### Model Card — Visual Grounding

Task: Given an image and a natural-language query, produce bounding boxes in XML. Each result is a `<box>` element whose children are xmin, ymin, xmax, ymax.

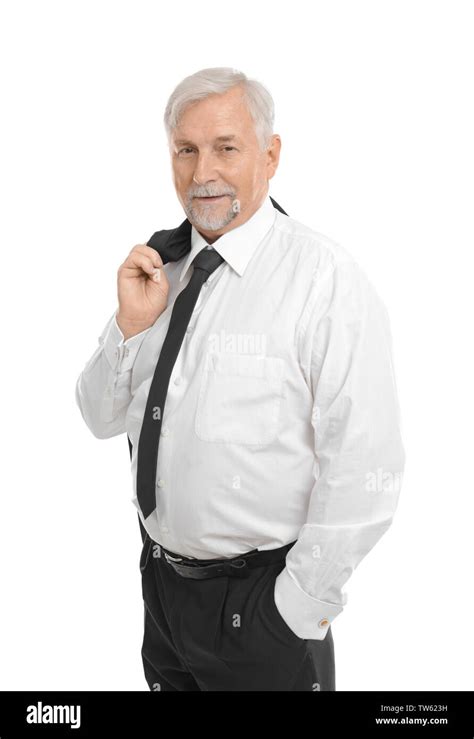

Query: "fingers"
<box><xmin>119</xmin><ymin>244</ymin><xmax>164</xmax><ymax>278</ymax></box>
<box><xmin>130</xmin><ymin>244</ymin><xmax>164</xmax><ymax>267</ymax></box>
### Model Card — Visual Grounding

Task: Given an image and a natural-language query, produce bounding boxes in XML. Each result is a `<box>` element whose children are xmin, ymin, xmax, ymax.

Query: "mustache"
<box><xmin>189</xmin><ymin>188</ymin><xmax>234</xmax><ymax>198</ymax></box>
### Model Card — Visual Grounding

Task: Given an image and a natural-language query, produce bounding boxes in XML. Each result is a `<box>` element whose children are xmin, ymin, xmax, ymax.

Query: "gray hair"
<box><xmin>163</xmin><ymin>67</ymin><xmax>275</xmax><ymax>151</ymax></box>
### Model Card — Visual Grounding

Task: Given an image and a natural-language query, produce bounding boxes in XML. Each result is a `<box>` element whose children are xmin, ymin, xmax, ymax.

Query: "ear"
<box><xmin>266</xmin><ymin>134</ymin><xmax>282</xmax><ymax>180</ymax></box>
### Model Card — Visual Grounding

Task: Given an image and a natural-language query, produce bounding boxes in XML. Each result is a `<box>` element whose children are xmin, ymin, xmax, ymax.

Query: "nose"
<box><xmin>192</xmin><ymin>152</ymin><xmax>219</xmax><ymax>187</ymax></box>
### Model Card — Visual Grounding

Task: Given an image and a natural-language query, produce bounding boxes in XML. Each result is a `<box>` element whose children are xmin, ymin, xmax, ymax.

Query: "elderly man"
<box><xmin>75</xmin><ymin>66</ymin><xmax>405</xmax><ymax>692</ymax></box>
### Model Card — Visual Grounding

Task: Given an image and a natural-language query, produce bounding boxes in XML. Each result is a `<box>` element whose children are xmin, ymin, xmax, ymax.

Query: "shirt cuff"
<box><xmin>273</xmin><ymin>566</ymin><xmax>344</xmax><ymax>640</ymax></box>
<box><xmin>102</xmin><ymin>313</ymin><xmax>152</xmax><ymax>373</ymax></box>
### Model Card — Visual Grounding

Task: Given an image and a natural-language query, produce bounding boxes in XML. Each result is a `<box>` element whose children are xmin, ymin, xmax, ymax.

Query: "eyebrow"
<box><xmin>174</xmin><ymin>135</ymin><xmax>239</xmax><ymax>146</ymax></box>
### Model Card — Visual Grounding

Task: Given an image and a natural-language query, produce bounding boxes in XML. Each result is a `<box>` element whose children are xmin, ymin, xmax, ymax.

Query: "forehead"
<box><xmin>171</xmin><ymin>88</ymin><xmax>255</xmax><ymax>144</ymax></box>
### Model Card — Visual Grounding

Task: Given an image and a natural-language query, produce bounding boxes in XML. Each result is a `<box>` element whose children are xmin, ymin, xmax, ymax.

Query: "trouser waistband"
<box><xmin>158</xmin><ymin>540</ymin><xmax>297</xmax><ymax>579</ymax></box>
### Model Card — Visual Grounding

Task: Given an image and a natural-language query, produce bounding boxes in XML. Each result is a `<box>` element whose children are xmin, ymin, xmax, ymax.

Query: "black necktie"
<box><xmin>129</xmin><ymin>196</ymin><xmax>289</xmax><ymax>521</ymax></box>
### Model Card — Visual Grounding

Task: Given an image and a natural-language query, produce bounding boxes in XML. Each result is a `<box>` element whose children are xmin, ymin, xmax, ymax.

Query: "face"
<box><xmin>169</xmin><ymin>84</ymin><xmax>281</xmax><ymax>243</ymax></box>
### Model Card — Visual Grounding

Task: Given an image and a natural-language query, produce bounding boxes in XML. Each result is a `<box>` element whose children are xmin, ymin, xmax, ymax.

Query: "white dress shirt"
<box><xmin>75</xmin><ymin>193</ymin><xmax>405</xmax><ymax>640</ymax></box>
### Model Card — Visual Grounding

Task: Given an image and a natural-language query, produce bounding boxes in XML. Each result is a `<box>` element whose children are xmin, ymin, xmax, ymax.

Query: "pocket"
<box><xmin>266</xmin><ymin>579</ymin><xmax>306</xmax><ymax>646</ymax></box>
<box><xmin>306</xmin><ymin>649</ymin><xmax>320</xmax><ymax>691</ymax></box>
<box><xmin>305</xmin><ymin>629</ymin><xmax>336</xmax><ymax>691</ymax></box>
<box><xmin>256</xmin><ymin>565</ymin><xmax>306</xmax><ymax>647</ymax></box>
<box><xmin>139</xmin><ymin>534</ymin><xmax>152</xmax><ymax>573</ymax></box>
<box><xmin>194</xmin><ymin>351</ymin><xmax>285</xmax><ymax>445</ymax></box>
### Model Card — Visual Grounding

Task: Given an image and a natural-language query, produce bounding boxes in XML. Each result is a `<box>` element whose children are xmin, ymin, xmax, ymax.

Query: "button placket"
<box><xmin>113</xmin><ymin>344</ymin><xmax>126</xmax><ymax>372</ymax></box>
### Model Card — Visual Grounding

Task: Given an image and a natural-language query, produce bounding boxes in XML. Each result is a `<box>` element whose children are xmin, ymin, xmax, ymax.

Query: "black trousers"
<box><xmin>138</xmin><ymin>518</ymin><xmax>336</xmax><ymax>691</ymax></box>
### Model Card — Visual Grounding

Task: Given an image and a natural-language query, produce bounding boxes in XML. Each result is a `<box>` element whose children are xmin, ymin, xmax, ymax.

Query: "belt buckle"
<box><xmin>164</xmin><ymin>552</ymin><xmax>250</xmax><ymax>578</ymax></box>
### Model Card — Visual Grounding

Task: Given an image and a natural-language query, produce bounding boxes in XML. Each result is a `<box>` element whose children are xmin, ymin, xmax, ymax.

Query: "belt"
<box><xmin>159</xmin><ymin>540</ymin><xmax>297</xmax><ymax>579</ymax></box>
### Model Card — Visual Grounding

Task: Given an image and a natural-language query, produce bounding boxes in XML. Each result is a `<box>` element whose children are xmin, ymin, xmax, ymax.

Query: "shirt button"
<box><xmin>318</xmin><ymin>618</ymin><xmax>330</xmax><ymax>628</ymax></box>
<box><xmin>156</xmin><ymin>479</ymin><xmax>165</xmax><ymax>488</ymax></box>
<box><xmin>161</xmin><ymin>426</ymin><xmax>170</xmax><ymax>437</ymax></box>
<box><xmin>174</xmin><ymin>376</ymin><xmax>182</xmax><ymax>385</ymax></box>
<box><xmin>124</xmin><ymin>347</ymin><xmax>130</xmax><ymax>357</ymax></box>
<box><xmin>186</xmin><ymin>325</ymin><xmax>194</xmax><ymax>333</ymax></box>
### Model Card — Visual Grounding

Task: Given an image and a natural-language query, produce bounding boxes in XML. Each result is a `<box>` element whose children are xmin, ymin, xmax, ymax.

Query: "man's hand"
<box><xmin>116</xmin><ymin>244</ymin><xmax>170</xmax><ymax>340</ymax></box>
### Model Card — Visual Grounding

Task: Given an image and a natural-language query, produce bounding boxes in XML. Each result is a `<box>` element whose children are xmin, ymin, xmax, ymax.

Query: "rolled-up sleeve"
<box><xmin>274</xmin><ymin>255</ymin><xmax>405</xmax><ymax>640</ymax></box>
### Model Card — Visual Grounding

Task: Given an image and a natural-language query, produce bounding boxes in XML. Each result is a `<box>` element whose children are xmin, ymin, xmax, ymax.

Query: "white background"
<box><xmin>0</xmin><ymin>0</ymin><xmax>473</xmax><ymax>691</ymax></box>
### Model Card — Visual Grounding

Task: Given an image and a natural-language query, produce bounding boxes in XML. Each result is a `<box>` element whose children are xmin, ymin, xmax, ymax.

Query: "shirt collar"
<box><xmin>178</xmin><ymin>194</ymin><xmax>277</xmax><ymax>282</ymax></box>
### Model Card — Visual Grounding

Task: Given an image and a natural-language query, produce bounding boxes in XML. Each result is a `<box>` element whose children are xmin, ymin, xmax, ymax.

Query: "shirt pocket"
<box><xmin>194</xmin><ymin>351</ymin><xmax>285</xmax><ymax>445</ymax></box>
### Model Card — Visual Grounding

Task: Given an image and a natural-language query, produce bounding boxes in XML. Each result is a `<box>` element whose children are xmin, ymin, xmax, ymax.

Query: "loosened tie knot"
<box><xmin>191</xmin><ymin>248</ymin><xmax>225</xmax><ymax>279</ymax></box>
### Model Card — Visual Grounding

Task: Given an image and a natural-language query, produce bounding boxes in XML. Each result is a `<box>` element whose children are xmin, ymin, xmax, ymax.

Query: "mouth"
<box><xmin>194</xmin><ymin>195</ymin><xmax>228</xmax><ymax>202</ymax></box>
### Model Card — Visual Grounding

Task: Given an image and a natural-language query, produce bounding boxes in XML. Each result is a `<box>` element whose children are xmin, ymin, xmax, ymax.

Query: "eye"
<box><xmin>177</xmin><ymin>147</ymin><xmax>195</xmax><ymax>155</ymax></box>
<box><xmin>221</xmin><ymin>146</ymin><xmax>237</xmax><ymax>152</ymax></box>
